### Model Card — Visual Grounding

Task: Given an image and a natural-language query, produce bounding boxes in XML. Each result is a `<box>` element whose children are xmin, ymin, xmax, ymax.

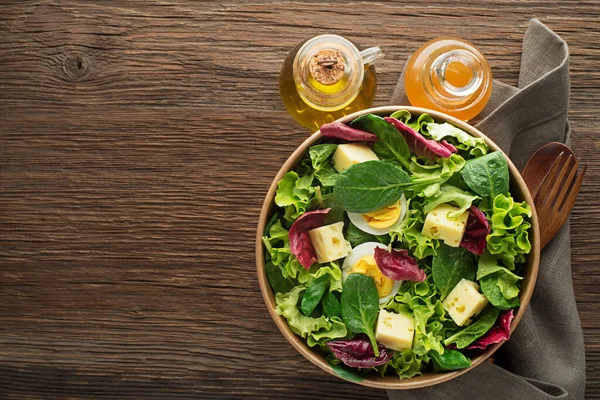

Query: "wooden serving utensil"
<box><xmin>522</xmin><ymin>142</ymin><xmax>586</xmax><ymax>249</ymax></box>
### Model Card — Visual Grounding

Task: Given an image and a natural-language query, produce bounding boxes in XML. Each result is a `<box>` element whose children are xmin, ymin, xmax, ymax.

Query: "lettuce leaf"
<box><xmin>460</xmin><ymin>205</ymin><xmax>490</xmax><ymax>256</ymax></box>
<box><xmin>276</xmin><ymin>286</ymin><xmax>347</xmax><ymax>346</ymax></box>
<box><xmin>478</xmin><ymin>251</ymin><xmax>522</xmax><ymax>310</ymax></box>
<box><xmin>409</xmin><ymin>154</ymin><xmax>466</xmax><ymax>198</ymax></box>
<box><xmin>327</xmin><ymin>335</ymin><xmax>393</xmax><ymax>368</ymax></box>
<box><xmin>298</xmin><ymin>261</ymin><xmax>343</xmax><ymax>293</ymax></box>
<box><xmin>426</xmin><ymin>122</ymin><xmax>488</xmax><ymax>157</ymax></box>
<box><xmin>486</xmin><ymin>194</ymin><xmax>532</xmax><ymax>260</ymax></box>
<box><xmin>390</xmin><ymin>196</ymin><xmax>439</xmax><ymax>259</ymax></box>
<box><xmin>320</xmin><ymin>121</ymin><xmax>378</xmax><ymax>143</ymax></box>
<box><xmin>374</xmin><ymin>247</ymin><xmax>426</xmax><ymax>282</ymax></box>
<box><xmin>422</xmin><ymin>184</ymin><xmax>478</xmax><ymax>219</ymax></box>
<box><xmin>275</xmin><ymin>171</ymin><xmax>315</xmax><ymax>222</ymax></box>
<box><xmin>385</xmin><ymin>275</ymin><xmax>458</xmax><ymax>377</ymax></box>
<box><xmin>384</xmin><ymin>117</ymin><xmax>456</xmax><ymax>160</ymax></box>
<box><xmin>262</xmin><ymin>218</ymin><xmax>303</xmax><ymax>280</ymax></box>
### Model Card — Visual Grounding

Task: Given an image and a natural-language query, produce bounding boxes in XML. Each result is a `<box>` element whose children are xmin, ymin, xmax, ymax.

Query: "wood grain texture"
<box><xmin>0</xmin><ymin>0</ymin><xmax>598</xmax><ymax>398</ymax></box>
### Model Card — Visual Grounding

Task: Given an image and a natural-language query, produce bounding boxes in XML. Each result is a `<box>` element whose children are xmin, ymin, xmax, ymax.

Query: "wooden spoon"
<box><xmin>522</xmin><ymin>142</ymin><xmax>574</xmax><ymax>198</ymax></box>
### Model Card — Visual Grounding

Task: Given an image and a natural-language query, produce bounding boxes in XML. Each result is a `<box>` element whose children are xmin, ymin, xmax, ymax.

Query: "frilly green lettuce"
<box><xmin>409</xmin><ymin>154</ymin><xmax>466</xmax><ymax>198</ymax></box>
<box><xmin>390</xmin><ymin>197</ymin><xmax>439</xmax><ymax>259</ymax></box>
<box><xmin>276</xmin><ymin>286</ymin><xmax>347</xmax><ymax>347</ymax></box>
<box><xmin>384</xmin><ymin>276</ymin><xmax>457</xmax><ymax>378</ymax></box>
<box><xmin>423</xmin><ymin>184</ymin><xmax>478</xmax><ymax>220</ymax></box>
<box><xmin>298</xmin><ymin>261</ymin><xmax>343</xmax><ymax>292</ymax></box>
<box><xmin>426</xmin><ymin>122</ymin><xmax>488</xmax><ymax>157</ymax></box>
<box><xmin>262</xmin><ymin>218</ymin><xmax>303</xmax><ymax>279</ymax></box>
<box><xmin>486</xmin><ymin>193</ymin><xmax>532</xmax><ymax>261</ymax></box>
<box><xmin>275</xmin><ymin>171</ymin><xmax>315</xmax><ymax>222</ymax></box>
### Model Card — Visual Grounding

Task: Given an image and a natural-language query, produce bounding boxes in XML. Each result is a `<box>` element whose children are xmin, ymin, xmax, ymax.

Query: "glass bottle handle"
<box><xmin>360</xmin><ymin>46</ymin><xmax>385</xmax><ymax>68</ymax></box>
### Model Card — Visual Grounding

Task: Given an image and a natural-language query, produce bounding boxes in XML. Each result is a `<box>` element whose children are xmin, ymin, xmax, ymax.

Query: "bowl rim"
<box><xmin>255</xmin><ymin>105</ymin><xmax>540</xmax><ymax>389</ymax></box>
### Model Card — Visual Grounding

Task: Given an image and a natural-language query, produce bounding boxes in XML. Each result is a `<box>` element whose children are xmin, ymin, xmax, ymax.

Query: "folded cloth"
<box><xmin>388</xmin><ymin>19</ymin><xmax>586</xmax><ymax>400</ymax></box>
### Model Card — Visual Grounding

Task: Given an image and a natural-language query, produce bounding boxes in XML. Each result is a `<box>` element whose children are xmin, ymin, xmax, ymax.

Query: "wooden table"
<box><xmin>1</xmin><ymin>1</ymin><xmax>598</xmax><ymax>398</ymax></box>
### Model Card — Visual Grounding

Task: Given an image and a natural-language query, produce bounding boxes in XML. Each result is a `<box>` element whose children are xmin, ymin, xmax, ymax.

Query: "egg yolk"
<box><xmin>362</xmin><ymin>201</ymin><xmax>401</xmax><ymax>229</ymax></box>
<box><xmin>351</xmin><ymin>256</ymin><xmax>394</xmax><ymax>298</ymax></box>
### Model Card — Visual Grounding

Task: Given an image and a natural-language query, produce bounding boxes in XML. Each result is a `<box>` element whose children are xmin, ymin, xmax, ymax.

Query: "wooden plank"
<box><xmin>0</xmin><ymin>0</ymin><xmax>598</xmax><ymax>398</ymax></box>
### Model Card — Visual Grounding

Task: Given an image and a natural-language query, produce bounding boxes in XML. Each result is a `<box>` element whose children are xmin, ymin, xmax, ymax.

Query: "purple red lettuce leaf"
<box><xmin>327</xmin><ymin>335</ymin><xmax>393</xmax><ymax>368</ymax></box>
<box><xmin>288</xmin><ymin>208</ymin><xmax>330</xmax><ymax>269</ymax></box>
<box><xmin>383</xmin><ymin>117</ymin><xmax>457</xmax><ymax>159</ymax></box>
<box><xmin>460</xmin><ymin>205</ymin><xmax>491</xmax><ymax>256</ymax></box>
<box><xmin>374</xmin><ymin>247</ymin><xmax>426</xmax><ymax>282</ymax></box>
<box><xmin>441</xmin><ymin>139</ymin><xmax>458</xmax><ymax>153</ymax></box>
<box><xmin>320</xmin><ymin>121</ymin><xmax>378</xmax><ymax>144</ymax></box>
<box><xmin>468</xmin><ymin>309</ymin><xmax>515</xmax><ymax>350</ymax></box>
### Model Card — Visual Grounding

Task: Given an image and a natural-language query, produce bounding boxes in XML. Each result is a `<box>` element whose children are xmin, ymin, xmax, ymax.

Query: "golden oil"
<box><xmin>279</xmin><ymin>35</ymin><xmax>382</xmax><ymax>131</ymax></box>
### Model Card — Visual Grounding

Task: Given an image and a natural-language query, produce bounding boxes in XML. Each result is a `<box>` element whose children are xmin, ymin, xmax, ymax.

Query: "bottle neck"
<box><xmin>421</xmin><ymin>47</ymin><xmax>490</xmax><ymax>112</ymax></box>
<box><xmin>293</xmin><ymin>35</ymin><xmax>363</xmax><ymax>112</ymax></box>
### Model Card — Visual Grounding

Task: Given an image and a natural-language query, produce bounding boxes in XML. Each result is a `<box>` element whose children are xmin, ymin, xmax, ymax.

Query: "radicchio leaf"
<box><xmin>374</xmin><ymin>247</ymin><xmax>426</xmax><ymax>282</ymax></box>
<box><xmin>327</xmin><ymin>335</ymin><xmax>393</xmax><ymax>368</ymax></box>
<box><xmin>289</xmin><ymin>208</ymin><xmax>330</xmax><ymax>269</ymax></box>
<box><xmin>383</xmin><ymin>117</ymin><xmax>456</xmax><ymax>159</ymax></box>
<box><xmin>468</xmin><ymin>309</ymin><xmax>514</xmax><ymax>350</ymax></box>
<box><xmin>320</xmin><ymin>121</ymin><xmax>378</xmax><ymax>144</ymax></box>
<box><xmin>460</xmin><ymin>205</ymin><xmax>491</xmax><ymax>256</ymax></box>
<box><xmin>441</xmin><ymin>139</ymin><xmax>458</xmax><ymax>153</ymax></box>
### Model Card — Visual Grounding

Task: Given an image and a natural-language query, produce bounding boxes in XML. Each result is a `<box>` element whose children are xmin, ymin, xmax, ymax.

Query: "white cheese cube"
<box><xmin>421</xmin><ymin>204</ymin><xmax>469</xmax><ymax>247</ymax></box>
<box><xmin>308</xmin><ymin>221</ymin><xmax>351</xmax><ymax>263</ymax></box>
<box><xmin>442</xmin><ymin>279</ymin><xmax>488</xmax><ymax>326</ymax></box>
<box><xmin>375</xmin><ymin>309</ymin><xmax>415</xmax><ymax>351</ymax></box>
<box><xmin>332</xmin><ymin>143</ymin><xmax>379</xmax><ymax>173</ymax></box>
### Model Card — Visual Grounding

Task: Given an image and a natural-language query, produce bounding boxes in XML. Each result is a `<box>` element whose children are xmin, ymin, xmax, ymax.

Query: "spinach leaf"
<box><xmin>322</xmin><ymin>291</ymin><xmax>343</xmax><ymax>319</ymax></box>
<box><xmin>350</xmin><ymin>114</ymin><xmax>411</xmax><ymax>169</ymax></box>
<box><xmin>309</xmin><ymin>144</ymin><xmax>337</xmax><ymax>168</ymax></box>
<box><xmin>478</xmin><ymin>250</ymin><xmax>522</xmax><ymax>309</ymax></box>
<box><xmin>308</xmin><ymin>192</ymin><xmax>344</xmax><ymax>224</ymax></box>
<box><xmin>345</xmin><ymin>221</ymin><xmax>390</xmax><ymax>247</ymax></box>
<box><xmin>341</xmin><ymin>273</ymin><xmax>381</xmax><ymax>356</ymax></box>
<box><xmin>460</xmin><ymin>152</ymin><xmax>509</xmax><ymax>200</ymax></box>
<box><xmin>265</xmin><ymin>261</ymin><xmax>296</xmax><ymax>294</ymax></box>
<box><xmin>430</xmin><ymin>349</ymin><xmax>472</xmax><ymax>372</ymax></box>
<box><xmin>480</xmin><ymin>276</ymin><xmax>520</xmax><ymax>310</ymax></box>
<box><xmin>444</xmin><ymin>305</ymin><xmax>501</xmax><ymax>348</ymax></box>
<box><xmin>327</xmin><ymin>359</ymin><xmax>365</xmax><ymax>382</ymax></box>
<box><xmin>301</xmin><ymin>274</ymin><xmax>330</xmax><ymax>316</ymax></box>
<box><xmin>334</xmin><ymin>160</ymin><xmax>412</xmax><ymax>213</ymax></box>
<box><xmin>432</xmin><ymin>245</ymin><xmax>477</xmax><ymax>299</ymax></box>
<box><xmin>309</xmin><ymin>144</ymin><xmax>339</xmax><ymax>187</ymax></box>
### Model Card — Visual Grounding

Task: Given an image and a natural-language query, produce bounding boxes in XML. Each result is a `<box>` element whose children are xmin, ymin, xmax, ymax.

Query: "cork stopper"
<box><xmin>309</xmin><ymin>49</ymin><xmax>345</xmax><ymax>85</ymax></box>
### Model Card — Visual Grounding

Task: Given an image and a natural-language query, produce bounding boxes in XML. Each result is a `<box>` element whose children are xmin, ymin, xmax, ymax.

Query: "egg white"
<box><xmin>342</xmin><ymin>241</ymin><xmax>402</xmax><ymax>305</ymax></box>
<box><xmin>348</xmin><ymin>194</ymin><xmax>407</xmax><ymax>236</ymax></box>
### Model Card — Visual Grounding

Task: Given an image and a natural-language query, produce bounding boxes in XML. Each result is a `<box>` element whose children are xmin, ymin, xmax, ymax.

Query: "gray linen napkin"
<box><xmin>388</xmin><ymin>19</ymin><xmax>586</xmax><ymax>400</ymax></box>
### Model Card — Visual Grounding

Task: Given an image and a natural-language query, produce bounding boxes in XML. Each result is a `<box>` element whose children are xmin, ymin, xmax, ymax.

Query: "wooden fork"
<box><xmin>534</xmin><ymin>151</ymin><xmax>586</xmax><ymax>249</ymax></box>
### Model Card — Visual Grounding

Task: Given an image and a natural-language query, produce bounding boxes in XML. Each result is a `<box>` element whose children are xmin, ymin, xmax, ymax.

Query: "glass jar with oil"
<box><xmin>279</xmin><ymin>35</ymin><xmax>384</xmax><ymax>131</ymax></box>
<box><xmin>404</xmin><ymin>37</ymin><xmax>493</xmax><ymax>121</ymax></box>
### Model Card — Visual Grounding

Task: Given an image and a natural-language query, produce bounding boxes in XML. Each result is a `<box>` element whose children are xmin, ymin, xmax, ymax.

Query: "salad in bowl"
<box><xmin>256</xmin><ymin>107</ymin><xmax>539</xmax><ymax>388</ymax></box>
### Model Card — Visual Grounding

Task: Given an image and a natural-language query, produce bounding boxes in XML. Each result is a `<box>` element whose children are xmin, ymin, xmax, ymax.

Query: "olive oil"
<box><xmin>279</xmin><ymin>35</ymin><xmax>382</xmax><ymax>131</ymax></box>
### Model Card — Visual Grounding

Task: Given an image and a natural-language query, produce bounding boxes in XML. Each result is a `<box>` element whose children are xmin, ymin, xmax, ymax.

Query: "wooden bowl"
<box><xmin>255</xmin><ymin>106</ymin><xmax>540</xmax><ymax>389</ymax></box>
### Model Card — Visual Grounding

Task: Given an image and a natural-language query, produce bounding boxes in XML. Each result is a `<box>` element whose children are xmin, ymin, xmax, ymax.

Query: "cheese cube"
<box><xmin>308</xmin><ymin>222</ymin><xmax>351</xmax><ymax>263</ymax></box>
<box><xmin>375</xmin><ymin>309</ymin><xmax>415</xmax><ymax>351</ymax></box>
<box><xmin>332</xmin><ymin>143</ymin><xmax>379</xmax><ymax>173</ymax></box>
<box><xmin>421</xmin><ymin>204</ymin><xmax>469</xmax><ymax>247</ymax></box>
<box><xmin>442</xmin><ymin>279</ymin><xmax>488</xmax><ymax>326</ymax></box>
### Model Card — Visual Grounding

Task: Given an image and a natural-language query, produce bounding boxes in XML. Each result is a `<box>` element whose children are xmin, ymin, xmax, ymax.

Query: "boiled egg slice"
<box><xmin>348</xmin><ymin>194</ymin><xmax>407</xmax><ymax>236</ymax></box>
<box><xmin>342</xmin><ymin>242</ymin><xmax>402</xmax><ymax>305</ymax></box>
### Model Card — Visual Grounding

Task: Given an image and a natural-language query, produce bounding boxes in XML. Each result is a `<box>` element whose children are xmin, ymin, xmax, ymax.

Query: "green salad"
<box><xmin>262</xmin><ymin>110</ymin><xmax>532</xmax><ymax>381</ymax></box>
